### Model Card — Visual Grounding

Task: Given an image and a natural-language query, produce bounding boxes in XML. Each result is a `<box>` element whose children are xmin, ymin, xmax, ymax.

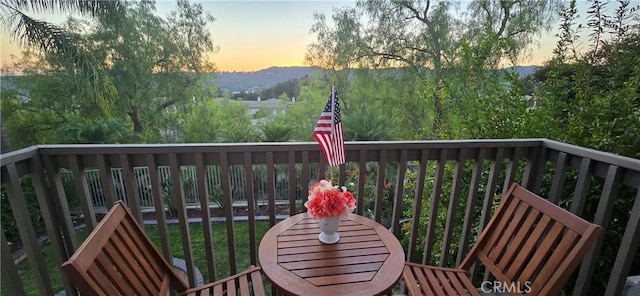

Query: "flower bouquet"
<box><xmin>304</xmin><ymin>179</ymin><xmax>356</xmax><ymax>244</ymax></box>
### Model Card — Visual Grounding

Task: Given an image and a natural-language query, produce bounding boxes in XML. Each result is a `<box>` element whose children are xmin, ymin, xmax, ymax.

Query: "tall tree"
<box><xmin>2</xmin><ymin>0</ymin><xmax>217</xmax><ymax>146</ymax></box>
<box><xmin>306</xmin><ymin>0</ymin><xmax>557</xmax><ymax>138</ymax></box>
<box><xmin>86</xmin><ymin>0</ymin><xmax>217</xmax><ymax>140</ymax></box>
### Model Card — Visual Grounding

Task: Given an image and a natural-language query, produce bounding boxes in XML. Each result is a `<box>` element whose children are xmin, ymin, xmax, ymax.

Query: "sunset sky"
<box><xmin>0</xmin><ymin>0</ymin><xmax>590</xmax><ymax>72</ymax></box>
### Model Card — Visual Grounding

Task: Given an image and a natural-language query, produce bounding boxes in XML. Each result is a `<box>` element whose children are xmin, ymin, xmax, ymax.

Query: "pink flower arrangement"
<box><xmin>304</xmin><ymin>179</ymin><xmax>357</xmax><ymax>219</ymax></box>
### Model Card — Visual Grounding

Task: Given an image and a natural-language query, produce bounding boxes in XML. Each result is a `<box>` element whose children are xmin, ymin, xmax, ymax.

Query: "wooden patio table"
<box><xmin>258</xmin><ymin>213</ymin><xmax>405</xmax><ymax>296</ymax></box>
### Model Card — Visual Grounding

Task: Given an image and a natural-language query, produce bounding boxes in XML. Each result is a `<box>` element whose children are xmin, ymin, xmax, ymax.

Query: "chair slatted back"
<box><xmin>460</xmin><ymin>184</ymin><xmax>602</xmax><ymax>296</ymax></box>
<box><xmin>62</xmin><ymin>201</ymin><xmax>189</xmax><ymax>295</ymax></box>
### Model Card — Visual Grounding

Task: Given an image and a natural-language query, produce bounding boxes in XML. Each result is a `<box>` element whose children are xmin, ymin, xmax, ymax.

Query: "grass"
<box><xmin>4</xmin><ymin>221</ymin><xmax>271</xmax><ymax>296</ymax></box>
<box><xmin>145</xmin><ymin>221</ymin><xmax>272</xmax><ymax>280</ymax></box>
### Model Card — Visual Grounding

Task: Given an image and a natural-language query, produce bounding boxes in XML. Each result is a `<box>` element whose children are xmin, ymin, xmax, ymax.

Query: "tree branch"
<box><xmin>481</xmin><ymin>2</ymin><xmax>493</xmax><ymax>26</ymax></box>
<box><xmin>158</xmin><ymin>99</ymin><xmax>178</xmax><ymax>111</ymax></box>
<box><xmin>363</xmin><ymin>46</ymin><xmax>423</xmax><ymax>75</ymax></box>
<box><xmin>397</xmin><ymin>0</ymin><xmax>431</xmax><ymax>27</ymax></box>
<box><xmin>496</xmin><ymin>0</ymin><xmax>511</xmax><ymax>37</ymax></box>
<box><xmin>506</xmin><ymin>28</ymin><xmax>526</xmax><ymax>38</ymax></box>
<box><xmin>423</xmin><ymin>0</ymin><xmax>430</xmax><ymax>20</ymax></box>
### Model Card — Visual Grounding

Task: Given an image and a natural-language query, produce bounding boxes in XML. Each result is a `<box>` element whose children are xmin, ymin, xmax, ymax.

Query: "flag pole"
<box><xmin>329</xmin><ymin>84</ymin><xmax>336</xmax><ymax>183</ymax></box>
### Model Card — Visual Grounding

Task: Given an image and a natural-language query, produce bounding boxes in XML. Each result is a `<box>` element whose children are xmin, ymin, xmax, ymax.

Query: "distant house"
<box><xmin>245</xmin><ymin>97</ymin><xmax>291</xmax><ymax>118</ymax></box>
<box><xmin>215</xmin><ymin>96</ymin><xmax>294</xmax><ymax>124</ymax></box>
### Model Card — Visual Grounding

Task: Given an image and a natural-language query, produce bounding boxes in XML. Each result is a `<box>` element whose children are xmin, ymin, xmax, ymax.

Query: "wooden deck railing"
<box><xmin>1</xmin><ymin>139</ymin><xmax>638</xmax><ymax>295</ymax></box>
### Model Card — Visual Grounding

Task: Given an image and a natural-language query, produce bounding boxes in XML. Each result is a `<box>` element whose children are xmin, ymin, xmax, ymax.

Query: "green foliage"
<box><xmin>259</xmin><ymin>78</ymin><xmax>301</xmax><ymax>101</ymax></box>
<box><xmin>167</xmin><ymin>0</ymin><xmax>217</xmax><ymax>72</ymax></box>
<box><xmin>253</xmin><ymin>105</ymin><xmax>273</xmax><ymax>120</ymax></box>
<box><xmin>340</xmin><ymin>69</ymin><xmax>423</xmax><ymax>140</ymax></box>
<box><xmin>207</xmin><ymin>184</ymin><xmax>225</xmax><ymax>210</ymax></box>
<box><xmin>56</xmin><ymin>117</ymin><xmax>136</xmax><ymax>144</ymax></box>
<box><xmin>139</xmin><ymin>169</ymin><xmax>197</xmax><ymax>217</ymax></box>
<box><xmin>278</xmin><ymin>77</ymin><xmax>332</xmax><ymax>141</ymax></box>
<box><xmin>85</xmin><ymin>0</ymin><xmax>217</xmax><ymax>139</ymax></box>
<box><xmin>533</xmin><ymin>2</ymin><xmax>640</xmax><ymax>159</ymax></box>
<box><xmin>180</xmin><ymin>98</ymin><xmax>258</xmax><ymax>143</ymax></box>
<box><xmin>1</xmin><ymin>0</ymin><xmax>218</xmax><ymax>146</ymax></box>
<box><xmin>336</xmin><ymin>163</ymin><xmax>397</xmax><ymax>223</ymax></box>
<box><xmin>0</xmin><ymin>0</ymin><xmax>123</xmax><ymax>114</ymax></box>
<box><xmin>259</xmin><ymin>119</ymin><xmax>294</xmax><ymax>142</ymax></box>
<box><xmin>180</xmin><ymin>99</ymin><xmax>221</xmax><ymax>143</ymax></box>
<box><xmin>306</xmin><ymin>0</ymin><xmax>558</xmax><ymax>138</ymax></box>
<box><xmin>526</xmin><ymin>1</ymin><xmax>640</xmax><ymax>292</ymax></box>
<box><xmin>1</xmin><ymin>52</ymin><xmax>125</xmax><ymax>148</ymax></box>
<box><xmin>0</xmin><ymin>176</ymin><xmax>42</xmax><ymax>244</ymax></box>
<box><xmin>1</xmin><ymin>89</ymin><xmax>55</xmax><ymax>149</ymax></box>
<box><xmin>342</xmin><ymin>106</ymin><xmax>392</xmax><ymax>141</ymax></box>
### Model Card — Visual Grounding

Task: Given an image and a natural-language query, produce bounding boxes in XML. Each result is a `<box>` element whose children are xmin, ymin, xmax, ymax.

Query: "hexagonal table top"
<box><xmin>259</xmin><ymin>213</ymin><xmax>405</xmax><ymax>296</ymax></box>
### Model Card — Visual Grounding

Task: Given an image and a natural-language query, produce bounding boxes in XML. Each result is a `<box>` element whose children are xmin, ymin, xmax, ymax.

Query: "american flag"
<box><xmin>312</xmin><ymin>87</ymin><xmax>345</xmax><ymax>166</ymax></box>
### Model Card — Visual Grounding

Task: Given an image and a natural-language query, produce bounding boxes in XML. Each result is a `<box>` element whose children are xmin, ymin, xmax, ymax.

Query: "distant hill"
<box><xmin>215</xmin><ymin>66</ymin><xmax>323</xmax><ymax>93</ymax></box>
<box><xmin>1</xmin><ymin>65</ymin><xmax>542</xmax><ymax>95</ymax></box>
<box><xmin>213</xmin><ymin>65</ymin><xmax>541</xmax><ymax>92</ymax></box>
<box><xmin>505</xmin><ymin>65</ymin><xmax>540</xmax><ymax>77</ymax></box>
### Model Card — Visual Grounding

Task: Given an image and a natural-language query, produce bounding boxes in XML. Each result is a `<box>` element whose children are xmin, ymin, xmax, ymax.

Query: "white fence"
<box><xmin>60</xmin><ymin>165</ymin><xmax>318</xmax><ymax>210</ymax></box>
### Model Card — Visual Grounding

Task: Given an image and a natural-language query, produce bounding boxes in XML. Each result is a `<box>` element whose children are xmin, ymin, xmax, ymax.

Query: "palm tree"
<box><xmin>0</xmin><ymin>0</ymin><xmax>125</xmax><ymax>152</ymax></box>
<box><xmin>261</xmin><ymin>121</ymin><xmax>294</xmax><ymax>142</ymax></box>
<box><xmin>56</xmin><ymin>117</ymin><xmax>136</xmax><ymax>144</ymax></box>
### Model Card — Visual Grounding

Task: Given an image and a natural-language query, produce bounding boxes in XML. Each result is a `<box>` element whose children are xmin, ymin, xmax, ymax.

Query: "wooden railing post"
<box><xmin>4</xmin><ymin>163</ymin><xmax>53</xmax><ymax>295</ymax></box>
<box><xmin>606</xmin><ymin>190</ymin><xmax>640</xmax><ymax>295</ymax></box>
<box><xmin>30</xmin><ymin>154</ymin><xmax>78</xmax><ymax>296</ymax></box>
<box><xmin>41</xmin><ymin>155</ymin><xmax>78</xmax><ymax>254</ymax></box>
<box><xmin>573</xmin><ymin>165</ymin><xmax>623</xmax><ymax>295</ymax></box>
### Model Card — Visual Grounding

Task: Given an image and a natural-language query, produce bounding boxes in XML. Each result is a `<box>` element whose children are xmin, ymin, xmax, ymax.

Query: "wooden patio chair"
<box><xmin>403</xmin><ymin>183</ymin><xmax>602</xmax><ymax>296</ymax></box>
<box><xmin>61</xmin><ymin>201</ymin><xmax>265</xmax><ymax>296</ymax></box>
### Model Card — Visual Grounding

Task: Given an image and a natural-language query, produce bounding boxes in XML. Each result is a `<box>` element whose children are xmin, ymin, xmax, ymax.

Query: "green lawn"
<box><xmin>145</xmin><ymin>221</ymin><xmax>272</xmax><ymax>281</ymax></box>
<box><xmin>4</xmin><ymin>221</ymin><xmax>271</xmax><ymax>296</ymax></box>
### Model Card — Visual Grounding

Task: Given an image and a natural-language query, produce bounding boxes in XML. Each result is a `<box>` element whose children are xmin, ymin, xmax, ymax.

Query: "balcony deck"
<box><xmin>1</xmin><ymin>139</ymin><xmax>639</xmax><ymax>295</ymax></box>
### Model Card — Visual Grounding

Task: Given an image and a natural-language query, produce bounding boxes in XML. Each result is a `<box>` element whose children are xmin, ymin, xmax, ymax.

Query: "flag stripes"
<box><xmin>312</xmin><ymin>87</ymin><xmax>345</xmax><ymax>166</ymax></box>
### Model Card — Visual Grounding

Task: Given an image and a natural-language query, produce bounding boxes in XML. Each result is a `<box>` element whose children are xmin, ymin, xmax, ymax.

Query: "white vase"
<box><xmin>318</xmin><ymin>217</ymin><xmax>341</xmax><ymax>244</ymax></box>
